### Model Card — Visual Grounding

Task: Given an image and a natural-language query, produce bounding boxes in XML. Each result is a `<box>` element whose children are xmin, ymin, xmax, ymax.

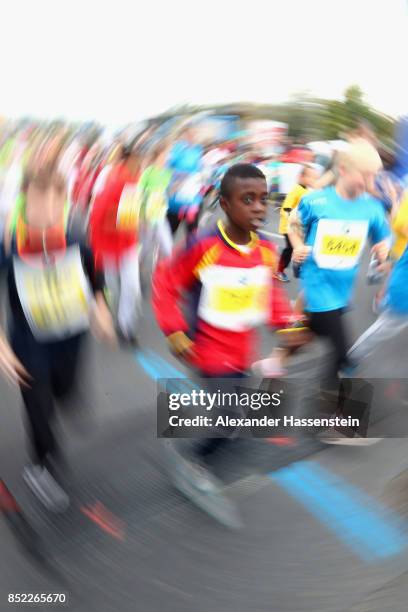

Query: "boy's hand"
<box><xmin>0</xmin><ymin>336</ymin><xmax>32</xmax><ymax>388</ymax></box>
<box><xmin>167</xmin><ymin>331</ymin><xmax>195</xmax><ymax>361</ymax></box>
<box><xmin>292</xmin><ymin>245</ymin><xmax>311</xmax><ymax>263</ymax></box>
<box><xmin>371</xmin><ymin>240</ymin><xmax>390</xmax><ymax>263</ymax></box>
<box><xmin>277</xmin><ymin>324</ymin><xmax>312</xmax><ymax>349</ymax></box>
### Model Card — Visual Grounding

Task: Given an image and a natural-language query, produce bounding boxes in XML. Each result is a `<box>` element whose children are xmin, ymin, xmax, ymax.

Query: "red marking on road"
<box><xmin>0</xmin><ymin>481</ymin><xmax>20</xmax><ymax>512</ymax></box>
<box><xmin>265</xmin><ymin>437</ymin><xmax>296</xmax><ymax>447</ymax></box>
<box><xmin>384</xmin><ymin>381</ymin><xmax>401</xmax><ymax>400</ymax></box>
<box><xmin>81</xmin><ymin>502</ymin><xmax>125</xmax><ymax>541</ymax></box>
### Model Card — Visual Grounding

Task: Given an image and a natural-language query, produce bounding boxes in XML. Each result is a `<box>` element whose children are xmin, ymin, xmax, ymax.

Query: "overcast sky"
<box><xmin>0</xmin><ymin>0</ymin><xmax>406</xmax><ymax>128</ymax></box>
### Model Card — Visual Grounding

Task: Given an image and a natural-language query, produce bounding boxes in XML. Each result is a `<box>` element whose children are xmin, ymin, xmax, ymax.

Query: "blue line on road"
<box><xmin>134</xmin><ymin>352</ymin><xmax>161</xmax><ymax>381</ymax></box>
<box><xmin>134</xmin><ymin>350</ymin><xmax>193</xmax><ymax>395</ymax></box>
<box><xmin>144</xmin><ymin>349</ymin><xmax>189</xmax><ymax>379</ymax></box>
<box><xmin>271</xmin><ymin>461</ymin><xmax>408</xmax><ymax>563</ymax></box>
<box><xmin>142</xmin><ymin>350</ymin><xmax>206</xmax><ymax>398</ymax></box>
<box><xmin>136</xmin><ymin>350</ymin><xmax>407</xmax><ymax>563</ymax></box>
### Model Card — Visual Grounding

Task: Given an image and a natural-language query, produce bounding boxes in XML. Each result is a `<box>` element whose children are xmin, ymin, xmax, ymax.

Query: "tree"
<box><xmin>154</xmin><ymin>85</ymin><xmax>396</xmax><ymax>146</ymax></box>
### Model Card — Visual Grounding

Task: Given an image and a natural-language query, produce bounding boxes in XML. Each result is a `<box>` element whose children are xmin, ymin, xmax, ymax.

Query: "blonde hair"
<box><xmin>338</xmin><ymin>140</ymin><xmax>382</xmax><ymax>174</ymax></box>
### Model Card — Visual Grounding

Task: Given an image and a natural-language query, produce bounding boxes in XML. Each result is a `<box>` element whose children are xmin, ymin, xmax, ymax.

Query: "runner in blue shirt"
<box><xmin>167</xmin><ymin>128</ymin><xmax>204</xmax><ymax>236</ymax></box>
<box><xmin>288</xmin><ymin>141</ymin><xmax>391</xmax><ymax>382</ymax></box>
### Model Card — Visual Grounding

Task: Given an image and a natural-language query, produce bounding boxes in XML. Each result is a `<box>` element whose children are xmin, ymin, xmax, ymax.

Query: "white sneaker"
<box><xmin>163</xmin><ymin>442</ymin><xmax>243</xmax><ymax>529</ymax></box>
<box><xmin>164</xmin><ymin>442</ymin><xmax>219</xmax><ymax>494</ymax></box>
<box><xmin>23</xmin><ymin>465</ymin><xmax>70</xmax><ymax>513</ymax></box>
<box><xmin>181</xmin><ymin>460</ymin><xmax>221</xmax><ymax>494</ymax></box>
<box><xmin>318</xmin><ymin>428</ymin><xmax>381</xmax><ymax>446</ymax></box>
<box><xmin>322</xmin><ymin>436</ymin><xmax>381</xmax><ymax>446</ymax></box>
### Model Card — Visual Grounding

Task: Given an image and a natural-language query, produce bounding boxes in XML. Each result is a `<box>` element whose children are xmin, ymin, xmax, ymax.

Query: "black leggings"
<box><xmin>308</xmin><ymin>309</ymin><xmax>351</xmax><ymax>382</ymax></box>
<box><xmin>278</xmin><ymin>235</ymin><xmax>293</xmax><ymax>273</ymax></box>
<box><xmin>193</xmin><ymin>373</ymin><xmax>246</xmax><ymax>462</ymax></box>
<box><xmin>11</xmin><ymin>329</ymin><xmax>84</xmax><ymax>467</ymax></box>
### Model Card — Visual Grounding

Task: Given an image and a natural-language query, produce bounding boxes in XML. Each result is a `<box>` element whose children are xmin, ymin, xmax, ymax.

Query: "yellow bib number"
<box><xmin>26</xmin><ymin>267</ymin><xmax>87</xmax><ymax>330</ymax></box>
<box><xmin>14</xmin><ymin>246</ymin><xmax>92</xmax><ymax>340</ymax></box>
<box><xmin>210</xmin><ymin>285</ymin><xmax>268</xmax><ymax>314</ymax></box>
<box><xmin>320</xmin><ymin>235</ymin><xmax>362</xmax><ymax>257</ymax></box>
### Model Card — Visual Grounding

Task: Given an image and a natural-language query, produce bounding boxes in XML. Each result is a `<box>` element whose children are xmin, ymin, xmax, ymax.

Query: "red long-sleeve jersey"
<box><xmin>152</xmin><ymin>220</ymin><xmax>297</xmax><ymax>375</ymax></box>
<box><xmin>88</xmin><ymin>162</ymin><xmax>139</xmax><ymax>270</ymax></box>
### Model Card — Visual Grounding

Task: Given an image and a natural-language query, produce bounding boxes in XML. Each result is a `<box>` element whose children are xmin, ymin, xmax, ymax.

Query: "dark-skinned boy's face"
<box><xmin>220</xmin><ymin>177</ymin><xmax>268</xmax><ymax>233</ymax></box>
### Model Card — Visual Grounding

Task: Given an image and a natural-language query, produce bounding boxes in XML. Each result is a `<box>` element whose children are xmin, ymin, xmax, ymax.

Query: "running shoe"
<box><xmin>318</xmin><ymin>428</ymin><xmax>380</xmax><ymax>446</ymax></box>
<box><xmin>23</xmin><ymin>465</ymin><xmax>70</xmax><ymax>513</ymax></box>
<box><xmin>274</xmin><ymin>272</ymin><xmax>290</xmax><ymax>282</ymax></box>
<box><xmin>163</xmin><ymin>442</ymin><xmax>243</xmax><ymax>530</ymax></box>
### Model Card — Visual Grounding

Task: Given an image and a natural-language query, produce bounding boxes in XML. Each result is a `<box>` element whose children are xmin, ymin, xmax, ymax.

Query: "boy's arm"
<box><xmin>152</xmin><ymin>242</ymin><xmax>204</xmax><ymax>357</ymax></box>
<box><xmin>314</xmin><ymin>151</ymin><xmax>338</xmax><ymax>190</ymax></box>
<box><xmin>0</xmin><ymin>242</ymin><xmax>31</xmax><ymax>387</ymax></box>
<box><xmin>0</xmin><ymin>332</ymin><xmax>31</xmax><ymax>387</ymax></box>
<box><xmin>81</xmin><ymin>246</ymin><xmax>117</xmax><ymax>346</ymax></box>
<box><xmin>314</xmin><ymin>169</ymin><xmax>335</xmax><ymax>190</ymax></box>
<box><xmin>267</xmin><ymin>252</ymin><xmax>310</xmax><ymax>347</ymax></box>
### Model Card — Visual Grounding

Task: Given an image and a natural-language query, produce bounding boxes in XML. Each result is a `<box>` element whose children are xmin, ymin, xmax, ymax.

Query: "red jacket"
<box><xmin>152</xmin><ymin>221</ymin><xmax>296</xmax><ymax>375</ymax></box>
<box><xmin>89</xmin><ymin>163</ymin><xmax>139</xmax><ymax>270</ymax></box>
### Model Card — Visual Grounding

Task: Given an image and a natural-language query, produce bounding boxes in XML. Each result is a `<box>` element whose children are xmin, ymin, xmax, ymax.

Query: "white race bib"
<box><xmin>14</xmin><ymin>246</ymin><xmax>92</xmax><ymax>341</ymax></box>
<box><xmin>313</xmin><ymin>219</ymin><xmax>369</xmax><ymax>270</ymax></box>
<box><xmin>198</xmin><ymin>265</ymin><xmax>271</xmax><ymax>331</ymax></box>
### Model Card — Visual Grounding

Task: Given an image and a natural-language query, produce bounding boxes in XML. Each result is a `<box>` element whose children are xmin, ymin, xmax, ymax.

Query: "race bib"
<box><xmin>210</xmin><ymin>285</ymin><xmax>269</xmax><ymax>314</ymax></box>
<box><xmin>116</xmin><ymin>185</ymin><xmax>141</xmax><ymax>231</ymax></box>
<box><xmin>14</xmin><ymin>246</ymin><xmax>92</xmax><ymax>341</ymax></box>
<box><xmin>198</xmin><ymin>265</ymin><xmax>271</xmax><ymax>331</ymax></box>
<box><xmin>313</xmin><ymin>219</ymin><xmax>369</xmax><ymax>270</ymax></box>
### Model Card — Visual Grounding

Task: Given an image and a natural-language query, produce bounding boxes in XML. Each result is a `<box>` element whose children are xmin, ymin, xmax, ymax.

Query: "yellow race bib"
<box><xmin>320</xmin><ymin>236</ymin><xmax>362</xmax><ymax>257</ymax></box>
<box><xmin>210</xmin><ymin>285</ymin><xmax>268</xmax><ymax>314</ymax></box>
<box><xmin>313</xmin><ymin>219</ymin><xmax>369</xmax><ymax>270</ymax></box>
<box><xmin>14</xmin><ymin>246</ymin><xmax>92</xmax><ymax>341</ymax></box>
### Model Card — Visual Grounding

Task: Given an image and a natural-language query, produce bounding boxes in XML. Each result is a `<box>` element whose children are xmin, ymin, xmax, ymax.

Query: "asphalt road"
<box><xmin>1</xmin><ymin>206</ymin><xmax>408</xmax><ymax>612</ymax></box>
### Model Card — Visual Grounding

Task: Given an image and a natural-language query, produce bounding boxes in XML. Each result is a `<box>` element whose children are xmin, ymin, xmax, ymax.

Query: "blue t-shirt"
<box><xmin>168</xmin><ymin>141</ymin><xmax>203</xmax><ymax>174</ymax></box>
<box><xmin>386</xmin><ymin>245</ymin><xmax>408</xmax><ymax>315</ymax></box>
<box><xmin>167</xmin><ymin>141</ymin><xmax>204</xmax><ymax>213</ymax></box>
<box><xmin>298</xmin><ymin>186</ymin><xmax>390</xmax><ymax>312</ymax></box>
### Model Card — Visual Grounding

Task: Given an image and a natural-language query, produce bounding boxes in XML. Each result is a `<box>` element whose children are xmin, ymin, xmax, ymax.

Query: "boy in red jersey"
<box><xmin>88</xmin><ymin>139</ymin><xmax>142</xmax><ymax>345</ymax></box>
<box><xmin>153</xmin><ymin>164</ymin><xmax>307</xmax><ymax>527</ymax></box>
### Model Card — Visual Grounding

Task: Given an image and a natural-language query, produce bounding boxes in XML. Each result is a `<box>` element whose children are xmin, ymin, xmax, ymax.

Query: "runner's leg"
<box><xmin>278</xmin><ymin>235</ymin><xmax>293</xmax><ymax>273</ymax></box>
<box><xmin>348</xmin><ymin>311</ymin><xmax>408</xmax><ymax>363</ymax></box>
<box><xmin>117</xmin><ymin>247</ymin><xmax>142</xmax><ymax>339</ymax></box>
<box><xmin>308</xmin><ymin>309</ymin><xmax>350</xmax><ymax>382</ymax></box>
